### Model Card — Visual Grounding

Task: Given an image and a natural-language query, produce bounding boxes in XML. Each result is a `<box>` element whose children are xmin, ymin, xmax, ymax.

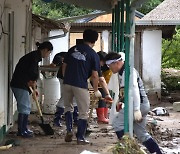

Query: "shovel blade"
<box><xmin>39</xmin><ymin>123</ymin><xmax>54</xmax><ymax>135</ymax></box>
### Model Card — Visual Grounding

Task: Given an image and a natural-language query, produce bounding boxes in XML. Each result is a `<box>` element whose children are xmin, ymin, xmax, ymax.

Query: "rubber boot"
<box><xmin>115</xmin><ymin>130</ymin><xmax>124</xmax><ymax>140</ymax></box>
<box><xmin>104</xmin><ymin>107</ymin><xmax>109</xmax><ymax>120</ymax></box>
<box><xmin>143</xmin><ymin>138</ymin><xmax>162</xmax><ymax>154</ymax></box>
<box><xmin>73</xmin><ymin>106</ymin><xmax>78</xmax><ymax>126</ymax></box>
<box><xmin>76</xmin><ymin>119</ymin><xmax>89</xmax><ymax>145</ymax></box>
<box><xmin>17</xmin><ymin>113</ymin><xmax>24</xmax><ymax>136</ymax></box>
<box><xmin>54</xmin><ymin>107</ymin><xmax>64</xmax><ymax>127</ymax></box>
<box><xmin>23</xmin><ymin>114</ymin><xmax>33</xmax><ymax>135</ymax></box>
<box><xmin>96</xmin><ymin>108</ymin><xmax>109</xmax><ymax>124</ymax></box>
<box><xmin>17</xmin><ymin>113</ymin><xmax>33</xmax><ymax>138</ymax></box>
<box><xmin>64</xmin><ymin>111</ymin><xmax>73</xmax><ymax>142</ymax></box>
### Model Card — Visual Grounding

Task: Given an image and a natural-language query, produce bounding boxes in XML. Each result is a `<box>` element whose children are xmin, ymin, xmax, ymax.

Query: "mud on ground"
<box><xmin>1</xmin><ymin>101</ymin><xmax>180</xmax><ymax>154</ymax></box>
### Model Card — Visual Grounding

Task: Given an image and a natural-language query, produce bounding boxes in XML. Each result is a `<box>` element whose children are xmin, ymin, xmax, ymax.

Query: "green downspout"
<box><xmin>111</xmin><ymin>8</ymin><xmax>115</xmax><ymax>51</ymax></box>
<box><xmin>124</xmin><ymin>0</ymin><xmax>130</xmax><ymax>133</ymax></box>
<box><xmin>120</xmin><ymin>0</ymin><xmax>125</xmax><ymax>52</ymax></box>
<box><xmin>114</xmin><ymin>4</ymin><xmax>118</xmax><ymax>52</ymax></box>
<box><xmin>117</xmin><ymin>1</ymin><xmax>121</xmax><ymax>53</ymax></box>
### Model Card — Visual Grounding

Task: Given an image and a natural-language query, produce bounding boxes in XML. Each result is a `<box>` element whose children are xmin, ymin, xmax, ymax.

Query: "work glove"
<box><xmin>116</xmin><ymin>102</ymin><xmax>124</xmax><ymax>112</ymax></box>
<box><xmin>134</xmin><ymin>110</ymin><xmax>142</xmax><ymax>122</ymax></box>
<box><xmin>94</xmin><ymin>90</ymin><xmax>102</xmax><ymax>98</ymax></box>
<box><xmin>104</xmin><ymin>94</ymin><xmax>113</xmax><ymax>102</ymax></box>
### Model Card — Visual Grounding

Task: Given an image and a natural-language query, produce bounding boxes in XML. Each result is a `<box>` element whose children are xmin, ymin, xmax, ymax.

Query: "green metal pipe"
<box><xmin>114</xmin><ymin>4</ymin><xmax>118</xmax><ymax>52</ymax></box>
<box><xmin>124</xmin><ymin>0</ymin><xmax>130</xmax><ymax>133</ymax></box>
<box><xmin>111</xmin><ymin>8</ymin><xmax>115</xmax><ymax>51</ymax></box>
<box><xmin>117</xmin><ymin>1</ymin><xmax>121</xmax><ymax>52</ymax></box>
<box><xmin>120</xmin><ymin>0</ymin><xmax>124</xmax><ymax>52</ymax></box>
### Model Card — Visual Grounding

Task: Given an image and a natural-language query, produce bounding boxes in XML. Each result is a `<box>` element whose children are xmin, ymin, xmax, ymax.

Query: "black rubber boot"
<box><xmin>76</xmin><ymin>119</ymin><xmax>89</xmax><ymax>145</ymax></box>
<box><xmin>17</xmin><ymin>113</ymin><xmax>24</xmax><ymax>136</ymax></box>
<box><xmin>64</xmin><ymin>111</ymin><xmax>73</xmax><ymax>142</ymax></box>
<box><xmin>17</xmin><ymin>113</ymin><xmax>33</xmax><ymax>138</ymax></box>
<box><xmin>73</xmin><ymin>106</ymin><xmax>78</xmax><ymax>126</ymax></box>
<box><xmin>143</xmin><ymin>138</ymin><xmax>162</xmax><ymax>154</ymax></box>
<box><xmin>54</xmin><ymin>107</ymin><xmax>64</xmax><ymax>127</ymax></box>
<box><xmin>23</xmin><ymin>114</ymin><xmax>33</xmax><ymax>135</ymax></box>
<box><xmin>115</xmin><ymin>130</ymin><xmax>124</xmax><ymax>140</ymax></box>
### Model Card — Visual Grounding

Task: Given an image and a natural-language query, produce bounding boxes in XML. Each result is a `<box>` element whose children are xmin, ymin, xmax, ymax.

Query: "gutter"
<box><xmin>44</xmin><ymin>31</ymin><xmax>67</xmax><ymax>41</ymax></box>
<box><xmin>44</xmin><ymin>22</ymin><xmax>70</xmax><ymax>41</ymax></box>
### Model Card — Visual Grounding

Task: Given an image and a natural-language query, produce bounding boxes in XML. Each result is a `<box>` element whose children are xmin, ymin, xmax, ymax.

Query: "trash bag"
<box><xmin>152</xmin><ymin>107</ymin><xmax>169</xmax><ymax>116</ymax></box>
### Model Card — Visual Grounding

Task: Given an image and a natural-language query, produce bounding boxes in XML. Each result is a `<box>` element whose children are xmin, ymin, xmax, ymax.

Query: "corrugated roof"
<box><xmin>142</xmin><ymin>0</ymin><xmax>180</xmax><ymax>21</ymax></box>
<box><xmin>136</xmin><ymin>20</ymin><xmax>180</xmax><ymax>26</ymax></box>
<box><xmin>32</xmin><ymin>14</ymin><xmax>64</xmax><ymax>30</ymax></box>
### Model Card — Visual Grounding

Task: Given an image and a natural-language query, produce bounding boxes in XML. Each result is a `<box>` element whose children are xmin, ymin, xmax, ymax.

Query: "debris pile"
<box><xmin>112</xmin><ymin>135</ymin><xmax>144</xmax><ymax>154</ymax></box>
<box><xmin>147</xmin><ymin>123</ymin><xmax>174</xmax><ymax>141</ymax></box>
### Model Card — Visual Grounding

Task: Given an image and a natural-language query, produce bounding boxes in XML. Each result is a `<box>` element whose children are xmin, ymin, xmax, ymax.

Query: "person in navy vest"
<box><xmin>105</xmin><ymin>52</ymin><xmax>162</xmax><ymax>154</ymax></box>
<box><xmin>10</xmin><ymin>41</ymin><xmax>53</xmax><ymax>138</ymax></box>
<box><xmin>62</xmin><ymin>29</ymin><xmax>102</xmax><ymax>144</ymax></box>
<box><xmin>51</xmin><ymin>52</ymin><xmax>78</xmax><ymax>127</ymax></box>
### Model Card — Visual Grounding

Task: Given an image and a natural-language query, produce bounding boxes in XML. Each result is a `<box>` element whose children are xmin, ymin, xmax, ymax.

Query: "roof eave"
<box><xmin>136</xmin><ymin>20</ymin><xmax>180</xmax><ymax>26</ymax></box>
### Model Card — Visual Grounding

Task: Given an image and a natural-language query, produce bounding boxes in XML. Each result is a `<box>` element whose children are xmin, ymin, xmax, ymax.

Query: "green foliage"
<box><xmin>162</xmin><ymin>28</ymin><xmax>180</xmax><ymax>69</ymax></box>
<box><xmin>32</xmin><ymin>0</ymin><xmax>92</xmax><ymax>20</ymax></box>
<box><xmin>161</xmin><ymin>70</ymin><xmax>180</xmax><ymax>91</ymax></box>
<box><xmin>138</xmin><ymin>0</ymin><xmax>164</xmax><ymax>14</ymax></box>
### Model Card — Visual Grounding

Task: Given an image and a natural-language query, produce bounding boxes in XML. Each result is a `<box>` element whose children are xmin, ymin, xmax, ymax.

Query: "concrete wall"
<box><xmin>0</xmin><ymin>0</ymin><xmax>32</xmax><ymax>132</ymax></box>
<box><xmin>142</xmin><ymin>30</ymin><xmax>162</xmax><ymax>103</ymax></box>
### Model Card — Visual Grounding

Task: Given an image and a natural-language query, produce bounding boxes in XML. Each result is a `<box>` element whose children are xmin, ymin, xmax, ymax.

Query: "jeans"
<box><xmin>11</xmin><ymin>87</ymin><xmax>31</xmax><ymax>114</ymax></box>
<box><xmin>112</xmin><ymin>98</ymin><xmax>151</xmax><ymax>143</ymax></box>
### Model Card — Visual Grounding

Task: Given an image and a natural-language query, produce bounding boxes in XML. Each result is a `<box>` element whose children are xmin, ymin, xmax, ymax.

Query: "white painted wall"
<box><xmin>101</xmin><ymin>30</ymin><xmax>109</xmax><ymax>53</ymax></box>
<box><xmin>0</xmin><ymin>0</ymin><xmax>6</xmax><ymax>127</ymax></box>
<box><xmin>142</xmin><ymin>30</ymin><xmax>162</xmax><ymax>93</ymax></box>
<box><xmin>49</xmin><ymin>30</ymin><xmax>69</xmax><ymax>63</ymax></box>
<box><xmin>0</xmin><ymin>0</ymin><xmax>32</xmax><ymax>129</ymax></box>
<box><xmin>32</xmin><ymin>26</ymin><xmax>42</xmax><ymax>50</ymax></box>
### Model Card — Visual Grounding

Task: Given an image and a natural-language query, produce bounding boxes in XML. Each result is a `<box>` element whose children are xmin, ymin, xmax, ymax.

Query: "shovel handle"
<box><xmin>0</xmin><ymin>144</ymin><xmax>13</xmax><ymax>150</ymax></box>
<box><xmin>29</xmin><ymin>87</ymin><xmax>43</xmax><ymax>117</ymax></box>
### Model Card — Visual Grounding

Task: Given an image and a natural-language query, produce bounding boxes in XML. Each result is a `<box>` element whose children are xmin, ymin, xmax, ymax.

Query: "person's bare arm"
<box><xmin>91</xmin><ymin>70</ymin><xmax>99</xmax><ymax>92</ymax></box>
<box><xmin>99</xmin><ymin>77</ymin><xmax>110</xmax><ymax>96</ymax></box>
<box><xmin>99</xmin><ymin>77</ymin><xmax>112</xmax><ymax>102</ymax></box>
<box><xmin>62</xmin><ymin>63</ymin><xmax>67</xmax><ymax>77</ymax></box>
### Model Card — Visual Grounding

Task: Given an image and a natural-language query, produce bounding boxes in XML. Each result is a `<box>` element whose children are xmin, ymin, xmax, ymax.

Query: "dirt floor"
<box><xmin>1</xmin><ymin>112</ymin><xmax>117</xmax><ymax>154</ymax></box>
<box><xmin>1</xmin><ymin>100</ymin><xmax>180</xmax><ymax>154</ymax></box>
<box><xmin>147</xmin><ymin>102</ymin><xmax>180</xmax><ymax>154</ymax></box>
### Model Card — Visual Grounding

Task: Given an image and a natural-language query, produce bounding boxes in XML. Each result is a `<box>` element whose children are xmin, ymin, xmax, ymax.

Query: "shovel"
<box><xmin>0</xmin><ymin>139</ymin><xmax>20</xmax><ymax>150</ymax></box>
<box><xmin>86</xmin><ymin>90</ymin><xmax>113</xmax><ymax>136</ymax></box>
<box><xmin>29</xmin><ymin>87</ymin><xmax>54</xmax><ymax>135</ymax></box>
